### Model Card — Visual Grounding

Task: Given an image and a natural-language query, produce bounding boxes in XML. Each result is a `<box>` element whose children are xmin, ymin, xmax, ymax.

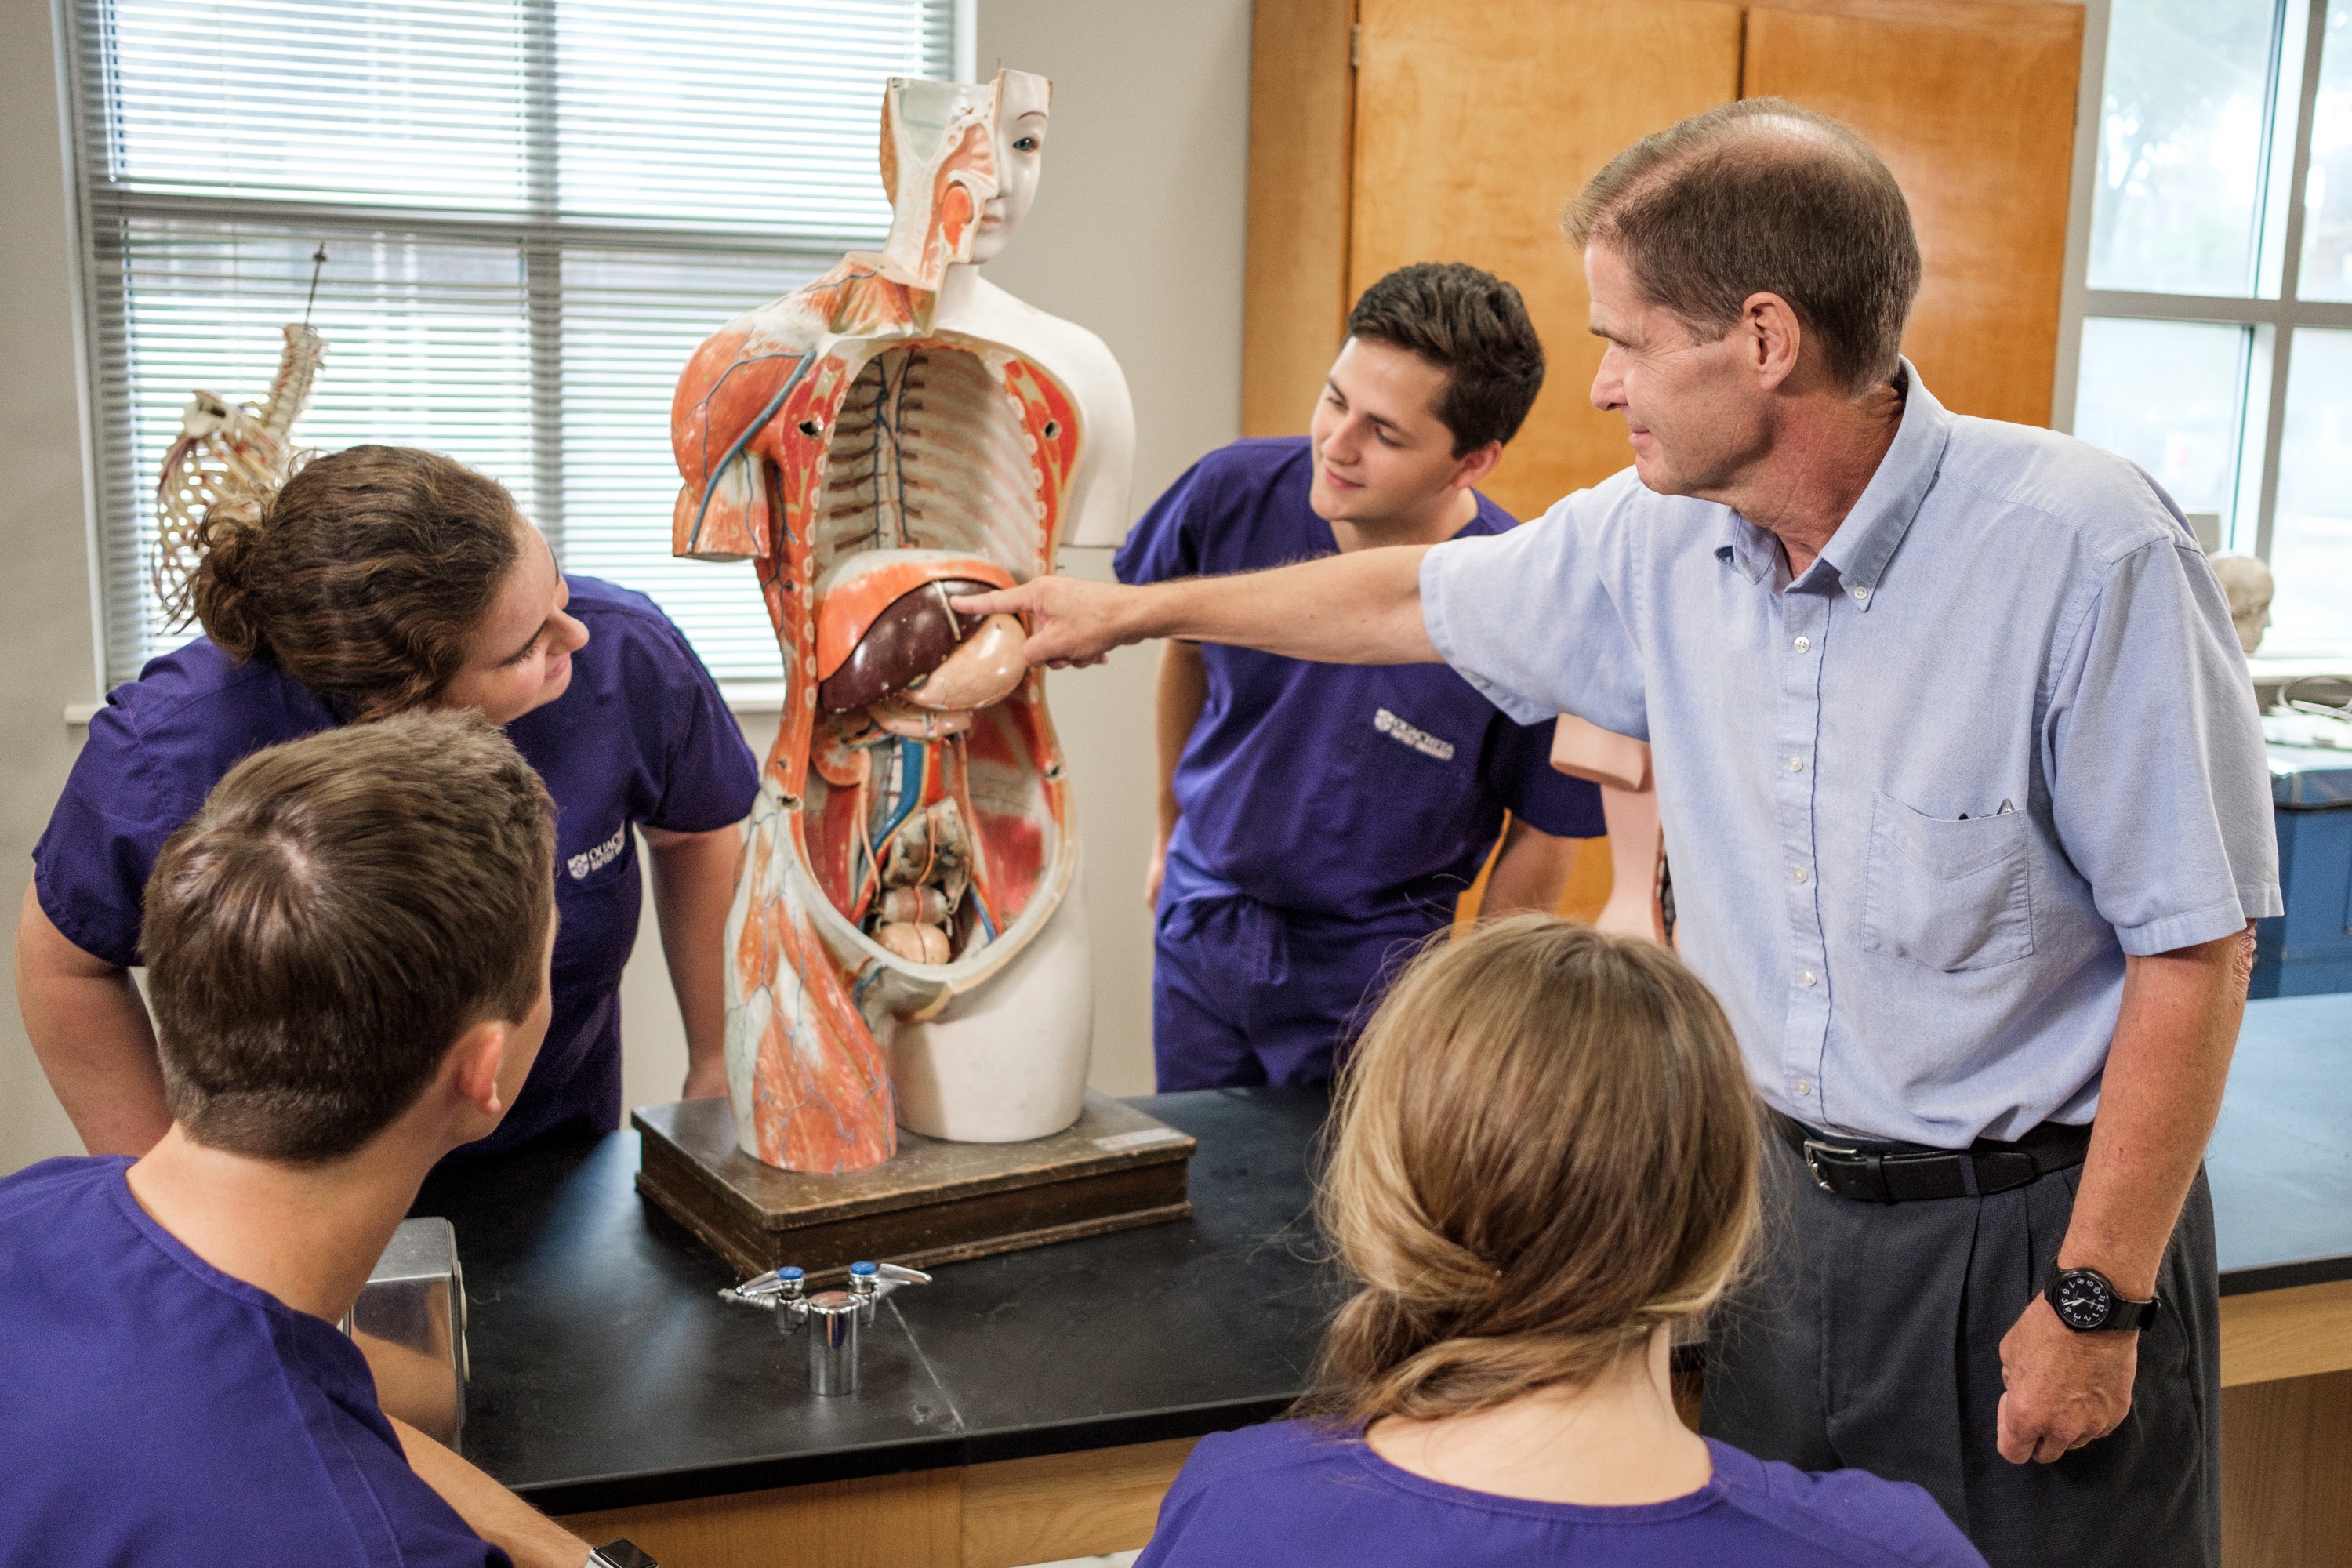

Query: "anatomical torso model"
<box><xmin>670</xmin><ymin>71</ymin><xmax>1133</xmax><ymax>1174</ymax></box>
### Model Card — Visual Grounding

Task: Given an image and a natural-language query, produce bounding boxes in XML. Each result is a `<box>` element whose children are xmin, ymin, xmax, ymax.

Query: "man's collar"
<box><xmin>1712</xmin><ymin>360</ymin><xmax>1952</xmax><ymax>607</ymax></box>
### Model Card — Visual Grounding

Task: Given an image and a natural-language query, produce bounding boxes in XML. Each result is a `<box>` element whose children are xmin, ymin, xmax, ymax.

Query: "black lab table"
<box><xmin>418</xmin><ymin>995</ymin><xmax>2352</xmax><ymax>1567</ymax></box>
<box><xmin>413</xmin><ymin>1087</ymin><xmax>1341</xmax><ymax>1567</ymax></box>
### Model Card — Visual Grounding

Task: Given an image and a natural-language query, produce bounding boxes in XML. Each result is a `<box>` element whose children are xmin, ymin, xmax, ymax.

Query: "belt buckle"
<box><xmin>1802</xmin><ymin>1138</ymin><xmax>1858</xmax><ymax>1194</ymax></box>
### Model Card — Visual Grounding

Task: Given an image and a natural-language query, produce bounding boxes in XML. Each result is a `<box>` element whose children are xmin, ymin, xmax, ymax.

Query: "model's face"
<box><xmin>972</xmin><ymin>77</ymin><xmax>1048</xmax><ymax>263</ymax></box>
<box><xmin>1308</xmin><ymin>337</ymin><xmax>1484</xmax><ymax>525</ymax></box>
<box><xmin>437</xmin><ymin>522</ymin><xmax>589</xmax><ymax>725</ymax></box>
<box><xmin>1585</xmin><ymin>241</ymin><xmax>1769</xmax><ymax>499</ymax></box>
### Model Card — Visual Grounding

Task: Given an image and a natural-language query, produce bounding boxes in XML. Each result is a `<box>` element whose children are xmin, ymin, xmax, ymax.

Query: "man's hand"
<box><xmin>1996</xmin><ymin>1294</ymin><xmax>2137</xmax><ymax>1463</ymax></box>
<box><xmin>953</xmin><ymin>577</ymin><xmax>1138</xmax><ymax>668</ymax></box>
<box><xmin>681</xmin><ymin>1060</ymin><xmax>729</xmax><ymax>1100</ymax></box>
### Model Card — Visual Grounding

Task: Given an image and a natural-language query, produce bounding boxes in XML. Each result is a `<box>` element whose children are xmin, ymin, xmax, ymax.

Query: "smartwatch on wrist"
<box><xmin>586</xmin><ymin>1542</ymin><xmax>656</xmax><ymax>1568</ymax></box>
<box><xmin>2045</xmin><ymin>1266</ymin><xmax>2159</xmax><ymax>1333</ymax></box>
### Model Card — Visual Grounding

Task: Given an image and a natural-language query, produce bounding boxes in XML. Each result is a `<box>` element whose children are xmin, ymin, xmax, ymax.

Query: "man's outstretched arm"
<box><xmin>956</xmin><ymin>546</ymin><xmax>1439</xmax><ymax>669</ymax></box>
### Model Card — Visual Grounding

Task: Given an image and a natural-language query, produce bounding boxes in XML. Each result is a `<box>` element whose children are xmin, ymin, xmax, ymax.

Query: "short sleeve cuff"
<box><xmin>31</xmin><ymin>866</ymin><xmax>142</xmax><ymax>971</ymax></box>
<box><xmin>1421</xmin><ymin>543</ymin><xmax>1555</xmax><ymax>728</ymax></box>
<box><xmin>2112</xmin><ymin>893</ymin><xmax>2273</xmax><ymax>958</ymax></box>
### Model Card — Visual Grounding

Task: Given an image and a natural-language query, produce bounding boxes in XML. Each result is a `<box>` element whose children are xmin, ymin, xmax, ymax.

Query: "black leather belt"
<box><xmin>1773</xmin><ymin>1112</ymin><xmax>2092</xmax><ymax>1204</ymax></box>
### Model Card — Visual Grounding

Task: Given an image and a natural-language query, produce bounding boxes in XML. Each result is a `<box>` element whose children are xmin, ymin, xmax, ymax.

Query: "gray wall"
<box><xmin>1</xmin><ymin>0</ymin><xmax>1250</xmax><ymax>1172</ymax></box>
<box><xmin>1</xmin><ymin>0</ymin><xmax>104</xmax><ymax>1174</ymax></box>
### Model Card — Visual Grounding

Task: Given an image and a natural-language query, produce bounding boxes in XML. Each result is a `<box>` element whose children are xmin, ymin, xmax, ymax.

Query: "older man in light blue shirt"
<box><xmin>967</xmin><ymin>100</ymin><xmax>2274</xmax><ymax>1566</ymax></box>
<box><xmin>1420</xmin><ymin>363</ymin><xmax>2274</xmax><ymax>1149</ymax></box>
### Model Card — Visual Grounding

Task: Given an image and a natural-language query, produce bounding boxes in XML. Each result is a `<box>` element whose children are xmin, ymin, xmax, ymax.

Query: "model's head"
<box><xmin>140</xmin><ymin>710</ymin><xmax>557</xmax><ymax>1163</ymax></box>
<box><xmin>1309</xmin><ymin>263</ymin><xmax>1545</xmax><ymax>528</ymax></box>
<box><xmin>191</xmin><ymin>445</ymin><xmax>588</xmax><ymax>724</ymax></box>
<box><xmin>1567</xmin><ymin>99</ymin><xmax>1920</xmax><ymax>498</ymax></box>
<box><xmin>2209</xmin><ymin>552</ymin><xmax>2274</xmax><ymax>655</ymax></box>
<box><xmin>879</xmin><ymin>70</ymin><xmax>1051</xmax><ymax>286</ymax></box>
<box><xmin>1308</xmin><ymin>916</ymin><xmax>1758</xmax><ymax>1423</ymax></box>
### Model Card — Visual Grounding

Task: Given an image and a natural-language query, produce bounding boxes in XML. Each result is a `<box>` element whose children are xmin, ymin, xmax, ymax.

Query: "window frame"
<box><xmin>60</xmin><ymin>0</ymin><xmax>969</xmax><ymax>691</ymax></box>
<box><xmin>2056</xmin><ymin>0</ymin><xmax>2352</xmax><ymax>668</ymax></box>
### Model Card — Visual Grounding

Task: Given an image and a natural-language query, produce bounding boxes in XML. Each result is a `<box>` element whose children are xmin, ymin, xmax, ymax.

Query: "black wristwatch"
<box><xmin>2045</xmin><ymin>1266</ymin><xmax>2159</xmax><ymax>1333</ymax></box>
<box><xmin>586</xmin><ymin>1542</ymin><xmax>656</xmax><ymax>1568</ymax></box>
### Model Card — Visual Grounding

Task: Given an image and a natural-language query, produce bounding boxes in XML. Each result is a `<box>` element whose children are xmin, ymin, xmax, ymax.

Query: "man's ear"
<box><xmin>443</xmin><ymin>1018</ymin><xmax>512</xmax><ymax>1120</ymax></box>
<box><xmin>1450</xmin><ymin>440</ymin><xmax>1505</xmax><ymax>492</ymax></box>
<box><xmin>1743</xmin><ymin>292</ymin><xmax>1804</xmax><ymax>393</ymax></box>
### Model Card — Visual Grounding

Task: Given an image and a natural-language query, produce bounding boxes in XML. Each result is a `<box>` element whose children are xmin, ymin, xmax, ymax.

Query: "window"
<box><xmin>2070</xmin><ymin>0</ymin><xmax>2352</xmax><ymax>654</ymax></box>
<box><xmin>67</xmin><ymin>0</ymin><xmax>961</xmax><ymax>684</ymax></box>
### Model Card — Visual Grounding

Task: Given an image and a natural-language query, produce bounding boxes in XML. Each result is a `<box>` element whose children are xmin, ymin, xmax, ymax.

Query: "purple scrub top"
<box><xmin>0</xmin><ymin>1156</ymin><xmax>508</xmax><ymax>1566</ymax></box>
<box><xmin>33</xmin><ymin>575</ymin><xmax>760</xmax><ymax>1158</ymax></box>
<box><xmin>1115</xmin><ymin>437</ymin><xmax>1603</xmax><ymax>930</ymax></box>
<box><xmin>1137</xmin><ymin>1421</ymin><xmax>1986</xmax><ymax>1567</ymax></box>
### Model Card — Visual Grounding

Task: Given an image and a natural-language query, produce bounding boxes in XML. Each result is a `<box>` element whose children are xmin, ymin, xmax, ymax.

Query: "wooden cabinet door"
<box><xmin>1348</xmin><ymin>0</ymin><xmax>1743</xmax><ymax>518</ymax></box>
<box><xmin>1744</xmin><ymin>0</ymin><xmax>2083</xmax><ymax>428</ymax></box>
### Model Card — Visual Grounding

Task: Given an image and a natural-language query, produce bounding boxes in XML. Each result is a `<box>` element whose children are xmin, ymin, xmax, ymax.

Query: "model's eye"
<box><xmin>1012</xmin><ymin>136</ymin><xmax>1038</xmax><ymax>153</ymax></box>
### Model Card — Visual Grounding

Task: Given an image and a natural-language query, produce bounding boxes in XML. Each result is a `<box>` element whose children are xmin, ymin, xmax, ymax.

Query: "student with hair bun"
<box><xmin>1138</xmin><ymin>916</ymin><xmax>1984</xmax><ymax>1567</ymax></box>
<box><xmin>20</xmin><ymin>445</ymin><xmax>759</xmax><ymax>1161</ymax></box>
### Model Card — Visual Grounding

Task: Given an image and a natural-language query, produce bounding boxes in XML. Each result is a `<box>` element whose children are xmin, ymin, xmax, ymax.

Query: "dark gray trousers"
<box><xmin>1701</xmin><ymin>1132</ymin><xmax>2220</xmax><ymax>1568</ymax></box>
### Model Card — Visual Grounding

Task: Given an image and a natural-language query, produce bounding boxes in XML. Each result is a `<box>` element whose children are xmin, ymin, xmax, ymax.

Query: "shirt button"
<box><xmin>1800</xmin><ymin>971</ymin><xmax>1818</xmax><ymax>987</ymax></box>
<box><xmin>1853</xmin><ymin>586</ymin><xmax>1871</xmax><ymax>604</ymax></box>
<box><xmin>1793</xmin><ymin>1079</ymin><xmax>1814</xmax><ymax>1096</ymax></box>
<box><xmin>1791</xmin><ymin>866</ymin><xmax>1809</xmax><ymax>884</ymax></box>
<box><xmin>1793</xmin><ymin>635</ymin><xmax>1811</xmax><ymax>652</ymax></box>
<box><xmin>1785</xmin><ymin>755</ymin><xmax>1805</xmax><ymax>772</ymax></box>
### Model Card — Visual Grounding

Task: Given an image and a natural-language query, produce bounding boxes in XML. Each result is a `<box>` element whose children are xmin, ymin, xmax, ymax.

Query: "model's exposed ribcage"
<box><xmin>814</xmin><ymin>343</ymin><xmax>1044</xmax><ymax>579</ymax></box>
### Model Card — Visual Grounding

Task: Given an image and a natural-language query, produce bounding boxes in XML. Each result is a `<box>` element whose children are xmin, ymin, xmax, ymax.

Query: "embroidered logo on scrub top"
<box><xmin>568</xmin><ymin>825</ymin><xmax>627</xmax><ymax>881</ymax></box>
<box><xmin>1374</xmin><ymin>707</ymin><xmax>1456</xmax><ymax>764</ymax></box>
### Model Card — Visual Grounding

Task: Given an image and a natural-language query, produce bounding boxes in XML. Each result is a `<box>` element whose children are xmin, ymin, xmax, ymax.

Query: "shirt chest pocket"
<box><xmin>1334</xmin><ymin>702</ymin><xmax>1482</xmax><ymax>848</ymax></box>
<box><xmin>1861</xmin><ymin>793</ymin><xmax>2034</xmax><ymax>971</ymax></box>
<box><xmin>561</xmin><ymin>822</ymin><xmax>634</xmax><ymax>891</ymax></box>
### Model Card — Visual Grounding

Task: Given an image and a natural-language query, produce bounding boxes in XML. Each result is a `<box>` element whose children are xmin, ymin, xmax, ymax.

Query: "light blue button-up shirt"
<box><xmin>1422</xmin><ymin>365</ymin><xmax>2281</xmax><ymax>1146</ymax></box>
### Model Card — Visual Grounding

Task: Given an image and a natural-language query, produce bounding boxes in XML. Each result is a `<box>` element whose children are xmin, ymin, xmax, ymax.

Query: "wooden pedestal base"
<box><xmin>632</xmin><ymin>1091</ymin><xmax>1195</xmax><ymax>1283</ymax></box>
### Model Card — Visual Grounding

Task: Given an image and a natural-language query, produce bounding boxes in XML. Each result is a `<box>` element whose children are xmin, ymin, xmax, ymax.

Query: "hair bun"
<box><xmin>190</xmin><ymin>492</ymin><xmax>271</xmax><ymax>661</ymax></box>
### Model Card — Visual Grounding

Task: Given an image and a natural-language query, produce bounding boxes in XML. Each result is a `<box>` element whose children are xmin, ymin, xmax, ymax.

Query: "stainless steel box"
<box><xmin>343</xmin><ymin>1216</ymin><xmax>469</xmax><ymax>1449</ymax></box>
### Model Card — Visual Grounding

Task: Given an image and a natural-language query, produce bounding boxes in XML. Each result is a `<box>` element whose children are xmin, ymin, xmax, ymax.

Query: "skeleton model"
<box><xmin>153</xmin><ymin>322</ymin><xmax>325</xmax><ymax>626</ymax></box>
<box><xmin>671</xmin><ymin>71</ymin><xmax>1134</xmax><ymax>1174</ymax></box>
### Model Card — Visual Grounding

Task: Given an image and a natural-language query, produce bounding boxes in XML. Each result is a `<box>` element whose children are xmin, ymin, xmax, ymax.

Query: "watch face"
<box><xmin>2053</xmin><ymin>1271</ymin><xmax>2114</xmax><ymax>1330</ymax></box>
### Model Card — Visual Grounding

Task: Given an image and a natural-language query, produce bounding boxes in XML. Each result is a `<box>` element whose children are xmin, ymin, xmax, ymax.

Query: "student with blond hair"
<box><xmin>1138</xmin><ymin>916</ymin><xmax>1982</xmax><ymax>1566</ymax></box>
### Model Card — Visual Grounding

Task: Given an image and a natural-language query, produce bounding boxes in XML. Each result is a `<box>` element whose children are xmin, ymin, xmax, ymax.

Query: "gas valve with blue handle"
<box><xmin>720</xmin><ymin>1261</ymin><xmax>931</xmax><ymax>1396</ymax></box>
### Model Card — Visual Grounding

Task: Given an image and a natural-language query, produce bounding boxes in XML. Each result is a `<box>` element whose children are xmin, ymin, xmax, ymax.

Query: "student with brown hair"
<box><xmin>20</xmin><ymin>445</ymin><xmax>759</xmax><ymax>1162</ymax></box>
<box><xmin>0</xmin><ymin>713</ymin><xmax>640</xmax><ymax>1566</ymax></box>
<box><xmin>1138</xmin><ymin>916</ymin><xmax>1982</xmax><ymax>1567</ymax></box>
<box><xmin>1118</xmin><ymin>263</ymin><xmax>1602</xmax><ymax>1092</ymax></box>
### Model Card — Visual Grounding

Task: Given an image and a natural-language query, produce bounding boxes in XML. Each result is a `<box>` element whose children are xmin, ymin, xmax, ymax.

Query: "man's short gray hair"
<box><xmin>1564</xmin><ymin>99</ymin><xmax>1922</xmax><ymax>394</ymax></box>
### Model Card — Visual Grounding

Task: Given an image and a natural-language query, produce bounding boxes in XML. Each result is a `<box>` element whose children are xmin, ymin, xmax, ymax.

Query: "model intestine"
<box><xmin>153</xmin><ymin>323</ymin><xmax>325</xmax><ymax>626</ymax></box>
<box><xmin>671</xmin><ymin>71</ymin><xmax>1134</xmax><ymax>1174</ymax></box>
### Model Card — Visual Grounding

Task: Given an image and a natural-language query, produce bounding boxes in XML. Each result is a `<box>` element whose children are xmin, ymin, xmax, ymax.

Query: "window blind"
<box><xmin>69</xmin><ymin>0</ymin><xmax>957</xmax><ymax>684</ymax></box>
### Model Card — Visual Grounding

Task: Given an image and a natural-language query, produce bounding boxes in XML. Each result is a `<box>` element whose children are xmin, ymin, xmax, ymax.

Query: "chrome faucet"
<box><xmin>720</xmin><ymin>1261</ymin><xmax>931</xmax><ymax>1396</ymax></box>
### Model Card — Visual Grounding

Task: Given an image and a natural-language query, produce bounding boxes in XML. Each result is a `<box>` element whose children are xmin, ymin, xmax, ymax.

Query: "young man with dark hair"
<box><xmin>1117</xmin><ymin>262</ymin><xmax>1603</xmax><ymax>1091</ymax></box>
<box><xmin>0</xmin><ymin>712</ymin><xmax>630</xmax><ymax>1567</ymax></box>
